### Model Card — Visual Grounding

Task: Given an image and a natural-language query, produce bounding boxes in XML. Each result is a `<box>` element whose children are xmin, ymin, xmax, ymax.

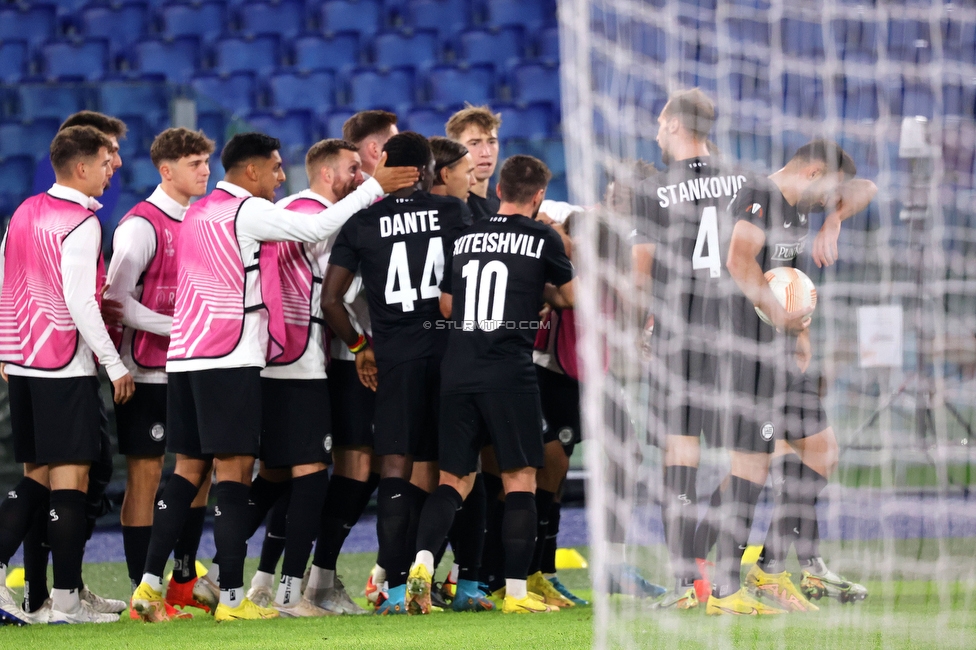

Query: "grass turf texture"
<box><xmin>3</xmin><ymin>546</ymin><xmax>975</xmax><ymax>649</ymax></box>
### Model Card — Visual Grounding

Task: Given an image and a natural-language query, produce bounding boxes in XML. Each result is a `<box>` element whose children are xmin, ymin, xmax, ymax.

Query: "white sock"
<box><xmin>544</xmin><ymin>572</ymin><xmax>557</xmax><ymax>580</ymax></box>
<box><xmin>506</xmin><ymin>579</ymin><xmax>528</xmax><ymax>600</ymax></box>
<box><xmin>307</xmin><ymin>566</ymin><xmax>335</xmax><ymax>591</ymax></box>
<box><xmin>208</xmin><ymin>563</ymin><xmax>220</xmax><ymax>584</ymax></box>
<box><xmin>51</xmin><ymin>588</ymin><xmax>80</xmax><ymax>612</ymax></box>
<box><xmin>371</xmin><ymin>564</ymin><xmax>386</xmax><ymax>584</ymax></box>
<box><xmin>0</xmin><ymin>564</ymin><xmax>6</xmax><ymax>586</ymax></box>
<box><xmin>448</xmin><ymin>563</ymin><xmax>459</xmax><ymax>583</ymax></box>
<box><xmin>415</xmin><ymin>550</ymin><xmax>435</xmax><ymax>575</ymax></box>
<box><xmin>141</xmin><ymin>573</ymin><xmax>163</xmax><ymax>593</ymax></box>
<box><xmin>220</xmin><ymin>587</ymin><xmax>243</xmax><ymax>607</ymax></box>
<box><xmin>250</xmin><ymin>570</ymin><xmax>274</xmax><ymax>590</ymax></box>
<box><xmin>276</xmin><ymin>575</ymin><xmax>302</xmax><ymax>606</ymax></box>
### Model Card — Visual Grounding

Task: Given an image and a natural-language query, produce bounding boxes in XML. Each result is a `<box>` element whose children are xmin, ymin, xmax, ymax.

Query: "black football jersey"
<box><xmin>440</xmin><ymin>213</ymin><xmax>574</xmax><ymax>393</ymax></box>
<box><xmin>467</xmin><ymin>187</ymin><xmax>501</xmax><ymax>223</ymax></box>
<box><xmin>329</xmin><ymin>190</ymin><xmax>467</xmax><ymax>368</ymax></box>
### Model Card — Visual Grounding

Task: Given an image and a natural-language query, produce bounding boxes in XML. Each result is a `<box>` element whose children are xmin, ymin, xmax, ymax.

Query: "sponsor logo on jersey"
<box><xmin>150</xmin><ymin>423</ymin><xmax>165</xmax><ymax>442</ymax></box>
<box><xmin>761</xmin><ymin>422</ymin><xmax>775</xmax><ymax>441</ymax></box>
<box><xmin>771</xmin><ymin>240</ymin><xmax>805</xmax><ymax>261</ymax></box>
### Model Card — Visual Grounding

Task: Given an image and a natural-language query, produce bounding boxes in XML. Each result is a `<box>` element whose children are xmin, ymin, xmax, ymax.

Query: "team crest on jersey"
<box><xmin>760</xmin><ymin>422</ymin><xmax>775</xmax><ymax>441</ymax></box>
<box><xmin>558</xmin><ymin>427</ymin><xmax>575</xmax><ymax>445</ymax></box>
<box><xmin>323</xmin><ymin>434</ymin><xmax>333</xmax><ymax>453</ymax></box>
<box><xmin>150</xmin><ymin>423</ymin><xmax>165</xmax><ymax>441</ymax></box>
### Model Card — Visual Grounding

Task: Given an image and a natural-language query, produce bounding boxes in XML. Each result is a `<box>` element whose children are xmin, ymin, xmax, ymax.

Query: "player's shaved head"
<box><xmin>221</xmin><ymin>132</ymin><xmax>281</xmax><ymax>170</ymax></box>
<box><xmin>790</xmin><ymin>139</ymin><xmax>857</xmax><ymax>177</ymax></box>
<box><xmin>59</xmin><ymin>110</ymin><xmax>127</xmax><ymax>138</ymax></box>
<box><xmin>498</xmin><ymin>155</ymin><xmax>551</xmax><ymax>204</ymax></box>
<box><xmin>661</xmin><ymin>88</ymin><xmax>715</xmax><ymax>140</ymax></box>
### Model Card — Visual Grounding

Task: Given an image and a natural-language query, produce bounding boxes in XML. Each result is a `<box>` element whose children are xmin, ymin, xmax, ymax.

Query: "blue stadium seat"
<box><xmin>458</xmin><ymin>28</ymin><xmax>523</xmax><ymax>70</ymax></box>
<box><xmin>546</xmin><ymin>174</ymin><xmax>567</xmax><ymax>202</ymax></box>
<box><xmin>495</xmin><ymin>103</ymin><xmax>551</xmax><ymax>139</ymax></box>
<box><xmin>214</xmin><ymin>36</ymin><xmax>282</xmax><ymax>78</ymax></box>
<box><xmin>41</xmin><ymin>40</ymin><xmax>109</xmax><ymax>81</ymax></box>
<box><xmin>19</xmin><ymin>85</ymin><xmax>89</xmax><ymax>122</ymax></box>
<box><xmin>320</xmin><ymin>0</ymin><xmax>382</xmax><ymax>40</ymax></box>
<box><xmin>405</xmin><ymin>0</ymin><xmax>470</xmax><ymax>42</ymax></box>
<box><xmin>511</xmin><ymin>63</ymin><xmax>558</xmax><ymax>106</ymax></box>
<box><xmin>590</xmin><ymin>5</ymin><xmax>622</xmax><ymax>42</ymax></box>
<box><xmin>727</xmin><ymin>18</ymin><xmax>770</xmax><ymax>47</ymax></box>
<box><xmin>782</xmin><ymin>73</ymin><xmax>824</xmax><ymax>119</ymax></box>
<box><xmin>944</xmin><ymin>20</ymin><xmax>976</xmax><ymax>65</ymax></box>
<box><xmin>536</xmin><ymin>26</ymin><xmax>558</xmax><ymax>65</ymax></box>
<box><xmin>198</xmin><ymin>112</ymin><xmax>227</xmax><ymax>151</ymax></box>
<box><xmin>426</xmin><ymin>64</ymin><xmax>495</xmax><ymax>109</ymax></box>
<box><xmin>79</xmin><ymin>4</ymin><xmax>150</xmax><ymax>58</ymax></box>
<box><xmin>403</xmin><ymin>107</ymin><xmax>451</xmax><ymax>136</ymax></box>
<box><xmin>888</xmin><ymin>78</ymin><xmax>935</xmax><ymax>119</ymax></box>
<box><xmin>538</xmin><ymin>138</ymin><xmax>564</xmax><ymax>175</ymax></box>
<box><xmin>126</xmin><ymin>157</ymin><xmax>161</xmax><ymax>193</ymax></box>
<box><xmin>348</xmin><ymin>67</ymin><xmax>415</xmax><ymax>114</ymax></box>
<box><xmin>246</xmin><ymin>110</ymin><xmax>317</xmax><ymax>150</ymax></box>
<box><xmin>731</xmin><ymin>129</ymin><xmax>772</xmax><ymax>167</ymax></box>
<box><xmin>293</xmin><ymin>33</ymin><xmax>361</xmax><ymax>74</ymax></box>
<box><xmin>323</xmin><ymin>110</ymin><xmax>354</xmax><ymax>138</ymax></box>
<box><xmin>0</xmin><ymin>120</ymin><xmax>61</xmax><ymax>159</ymax></box>
<box><xmin>781</xmin><ymin>18</ymin><xmax>824</xmax><ymax>60</ymax></box>
<box><xmin>831</xmin><ymin>19</ymin><xmax>878</xmax><ymax>64</ymax></box>
<box><xmin>0</xmin><ymin>156</ymin><xmax>34</xmax><ymax>200</ymax></box>
<box><xmin>98</xmin><ymin>82</ymin><xmax>171</xmax><ymax>132</ymax></box>
<box><xmin>943</xmin><ymin>81</ymin><xmax>976</xmax><ymax>119</ymax></box>
<box><xmin>114</xmin><ymin>115</ymin><xmax>151</xmax><ymax>159</ymax></box>
<box><xmin>191</xmin><ymin>73</ymin><xmax>258</xmax><ymax>116</ymax></box>
<box><xmin>484</xmin><ymin>0</ymin><xmax>554</xmax><ymax>33</ymax></box>
<box><xmin>268</xmin><ymin>71</ymin><xmax>336</xmax><ymax>117</ymax></box>
<box><xmin>0</xmin><ymin>42</ymin><xmax>28</xmax><ymax>84</ymax></box>
<box><xmin>133</xmin><ymin>38</ymin><xmax>201</xmax><ymax>84</ymax></box>
<box><xmin>836</xmin><ymin>77</ymin><xmax>879</xmax><ymax>121</ymax></box>
<box><xmin>730</xmin><ymin>64</ymin><xmax>770</xmax><ymax>104</ymax></box>
<box><xmin>888</xmin><ymin>20</ymin><xmax>932</xmax><ymax>64</ymax></box>
<box><xmin>373</xmin><ymin>30</ymin><xmax>439</xmax><ymax>73</ymax></box>
<box><xmin>0</xmin><ymin>6</ymin><xmax>57</xmax><ymax>52</ymax></box>
<box><xmin>629</xmin><ymin>22</ymin><xmax>667</xmax><ymax>63</ymax></box>
<box><xmin>239</xmin><ymin>0</ymin><xmax>308</xmax><ymax>40</ymax></box>
<box><xmin>160</xmin><ymin>3</ymin><xmax>227</xmax><ymax>45</ymax></box>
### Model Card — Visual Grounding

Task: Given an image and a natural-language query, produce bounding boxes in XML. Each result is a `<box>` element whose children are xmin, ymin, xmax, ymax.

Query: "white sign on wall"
<box><xmin>857</xmin><ymin>305</ymin><xmax>904</xmax><ymax>368</ymax></box>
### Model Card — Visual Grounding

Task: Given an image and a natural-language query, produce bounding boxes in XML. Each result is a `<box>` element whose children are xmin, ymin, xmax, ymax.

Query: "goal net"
<box><xmin>559</xmin><ymin>0</ymin><xmax>976</xmax><ymax>646</ymax></box>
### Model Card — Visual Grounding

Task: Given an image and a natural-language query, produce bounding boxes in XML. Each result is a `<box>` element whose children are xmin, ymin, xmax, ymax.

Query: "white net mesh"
<box><xmin>560</xmin><ymin>0</ymin><xmax>976</xmax><ymax>646</ymax></box>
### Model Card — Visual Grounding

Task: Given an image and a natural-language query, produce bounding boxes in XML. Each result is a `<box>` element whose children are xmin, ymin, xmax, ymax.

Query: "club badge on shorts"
<box><xmin>151</xmin><ymin>423</ymin><xmax>165</xmax><ymax>442</ymax></box>
<box><xmin>558</xmin><ymin>427</ymin><xmax>575</xmax><ymax>445</ymax></box>
<box><xmin>323</xmin><ymin>434</ymin><xmax>333</xmax><ymax>453</ymax></box>
<box><xmin>760</xmin><ymin>422</ymin><xmax>774</xmax><ymax>441</ymax></box>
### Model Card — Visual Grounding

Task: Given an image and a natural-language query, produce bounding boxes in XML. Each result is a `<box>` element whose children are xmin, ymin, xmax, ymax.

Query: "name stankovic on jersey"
<box><xmin>655</xmin><ymin>174</ymin><xmax>750</xmax><ymax>208</ymax></box>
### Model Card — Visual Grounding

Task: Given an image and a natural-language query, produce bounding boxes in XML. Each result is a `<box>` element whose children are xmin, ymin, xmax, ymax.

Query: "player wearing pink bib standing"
<box><xmin>0</xmin><ymin>126</ymin><xmax>135</xmax><ymax>625</ymax></box>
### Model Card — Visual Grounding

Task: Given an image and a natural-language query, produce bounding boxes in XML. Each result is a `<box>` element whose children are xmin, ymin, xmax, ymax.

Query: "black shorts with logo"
<box><xmin>260</xmin><ymin>377</ymin><xmax>332</xmax><ymax>468</ymax></box>
<box><xmin>328</xmin><ymin>359</ymin><xmax>375</xmax><ymax>449</ymax></box>
<box><xmin>538</xmin><ymin>366</ymin><xmax>581</xmax><ymax>457</ymax></box>
<box><xmin>9</xmin><ymin>374</ymin><xmax>102</xmax><ymax>464</ymax></box>
<box><xmin>373</xmin><ymin>357</ymin><xmax>439</xmax><ymax>461</ymax></box>
<box><xmin>115</xmin><ymin>382</ymin><xmax>168</xmax><ymax>456</ymax></box>
<box><xmin>167</xmin><ymin>367</ymin><xmax>262</xmax><ymax>458</ymax></box>
<box><xmin>439</xmin><ymin>391</ymin><xmax>546</xmax><ymax>476</ymax></box>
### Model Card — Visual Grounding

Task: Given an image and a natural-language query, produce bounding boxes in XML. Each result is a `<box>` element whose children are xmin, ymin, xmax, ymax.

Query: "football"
<box><xmin>755</xmin><ymin>266</ymin><xmax>818</xmax><ymax>327</ymax></box>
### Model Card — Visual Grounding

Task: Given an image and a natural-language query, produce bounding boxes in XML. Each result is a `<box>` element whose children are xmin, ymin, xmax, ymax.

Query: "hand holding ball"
<box><xmin>755</xmin><ymin>267</ymin><xmax>817</xmax><ymax>328</ymax></box>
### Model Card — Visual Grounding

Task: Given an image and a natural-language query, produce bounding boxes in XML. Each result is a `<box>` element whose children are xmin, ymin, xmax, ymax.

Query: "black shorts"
<box><xmin>328</xmin><ymin>359</ymin><xmax>375</xmax><ymax>449</ymax></box>
<box><xmin>731</xmin><ymin>356</ymin><xmax>829</xmax><ymax>453</ymax></box>
<box><xmin>115</xmin><ymin>382</ymin><xmax>168</xmax><ymax>456</ymax></box>
<box><xmin>439</xmin><ymin>391</ymin><xmax>545</xmax><ymax>476</ymax></box>
<box><xmin>537</xmin><ymin>366</ymin><xmax>581</xmax><ymax>456</ymax></box>
<box><xmin>647</xmin><ymin>346</ymin><xmax>724</xmax><ymax>449</ymax></box>
<box><xmin>260</xmin><ymin>378</ymin><xmax>332</xmax><ymax>468</ymax></box>
<box><xmin>373</xmin><ymin>357</ymin><xmax>439</xmax><ymax>461</ymax></box>
<box><xmin>8</xmin><ymin>375</ymin><xmax>102</xmax><ymax>464</ymax></box>
<box><xmin>167</xmin><ymin>367</ymin><xmax>262</xmax><ymax>458</ymax></box>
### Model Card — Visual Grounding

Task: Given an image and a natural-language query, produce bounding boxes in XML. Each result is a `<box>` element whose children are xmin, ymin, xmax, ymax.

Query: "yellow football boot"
<box><xmin>705</xmin><ymin>588</ymin><xmax>788</xmax><ymax>616</ymax></box>
<box><xmin>405</xmin><ymin>564</ymin><xmax>433</xmax><ymax>615</ymax></box>
<box><xmin>527</xmin><ymin>571</ymin><xmax>574</xmax><ymax>608</ymax></box>
<box><xmin>745</xmin><ymin>565</ymin><xmax>819</xmax><ymax>612</ymax></box>
<box><xmin>214</xmin><ymin>597</ymin><xmax>280</xmax><ymax>621</ymax></box>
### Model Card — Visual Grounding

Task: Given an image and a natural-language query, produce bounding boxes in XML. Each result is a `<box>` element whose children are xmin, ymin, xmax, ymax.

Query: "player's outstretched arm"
<box><xmin>812</xmin><ymin>179</ymin><xmax>878</xmax><ymax>268</ymax></box>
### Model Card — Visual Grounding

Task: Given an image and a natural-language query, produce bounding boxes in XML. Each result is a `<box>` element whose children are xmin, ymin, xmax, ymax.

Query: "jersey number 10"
<box><xmin>461</xmin><ymin>259</ymin><xmax>509</xmax><ymax>332</ymax></box>
<box><xmin>385</xmin><ymin>238</ymin><xmax>443</xmax><ymax>311</ymax></box>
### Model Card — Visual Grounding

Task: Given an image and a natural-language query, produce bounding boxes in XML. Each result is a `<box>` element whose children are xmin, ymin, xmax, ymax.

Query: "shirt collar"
<box><xmin>147</xmin><ymin>185</ymin><xmax>189</xmax><ymax>221</ymax></box>
<box><xmin>296</xmin><ymin>188</ymin><xmax>333</xmax><ymax>208</ymax></box>
<box><xmin>216</xmin><ymin>180</ymin><xmax>253</xmax><ymax>198</ymax></box>
<box><xmin>48</xmin><ymin>184</ymin><xmax>103</xmax><ymax>212</ymax></box>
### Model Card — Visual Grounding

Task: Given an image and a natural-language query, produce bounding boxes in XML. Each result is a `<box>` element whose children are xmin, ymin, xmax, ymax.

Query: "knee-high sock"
<box><xmin>247</xmin><ymin>476</ymin><xmax>290</xmax><ymax>541</ymax></box>
<box><xmin>0</xmin><ymin>477</ymin><xmax>48</xmax><ymax>566</ymax></box>
<box><xmin>479</xmin><ymin>473</ymin><xmax>505</xmax><ymax>589</ymax></box>
<box><xmin>711</xmin><ymin>476</ymin><xmax>764</xmax><ymax>598</ymax></box>
<box><xmin>172</xmin><ymin>506</ymin><xmax>207</xmax><ymax>584</ymax></box>
<box><xmin>122</xmin><ymin>526</ymin><xmax>153</xmax><ymax>588</ymax></box>
<box><xmin>404</xmin><ymin>483</ymin><xmax>428</xmax><ymax>560</ymax></box>
<box><xmin>662</xmin><ymin>465</ymin><xmax>699</xmax><ymax>586</ymax></box>
<box><xmin>213</xmin><ymin>481</ymin><xmax>251</xmax><ymax>592</ymax></box>
<box><xmin>48</xmin><ymin>490</ymin><xmax>87</xmax><ymax>591</ymax></box>
<box><xmin>258</xmin><ymin>497</ymin><xmax>289</xmax><ymax>575</ymax></box>
<box><xmin>312</xmin><ymin>475</ymin><xmax>374</xmax><ymax>571</ymax></box>
<box><xmin>376</xmin><ymin>477</ymin><xmax>414</xmax><ymax>588</ymax></box>
<box><xmin>758</xmin><ymin>454</ymin><xmax>827</xmax><ymax>570</ymax></box>
<box><xmin>528</xmin><ymin>489</ymin><xmax>555</xmax><ymax>576</ymax></box>
<box><xmin>85</xmin><ymin>411</ymin><xmax>113</xmax><ymax>541</ymax></box>
<box><xmin>693</xmin><ymin>483</ymin><xmax>723</xmax><ymax>561</ymax></box>
<box><xmin>22</xmin><ymin>495</ymin><xmax>51</xmax><ymax>612</ymax></box>
<box><xmin>144</xmin><ymin>475</ymin><xmax>198</xmax><ymax>579</ymax></box>
<box><xmin>453</xmin><ymin>473</ymin><xmax>486</xmax><ymax>582</ymax></box>
<box><xmin>540</xmin><ymin>500</ymin><xmax>560</xmax><ymax>575</ymax></box>
<box><xmin>281</xmin><ymin>470</ymin><xmax>329</xmax><ymax>579</ymax></box>
<box><xmin>416</xmin><ymin>485</ymin><xmax>463</xmax><ymax>558</ymax></box>
<box><xmin>501</xmin><ymin>492</ymin><xmax>537</xmax><ymax>581</ymax></box>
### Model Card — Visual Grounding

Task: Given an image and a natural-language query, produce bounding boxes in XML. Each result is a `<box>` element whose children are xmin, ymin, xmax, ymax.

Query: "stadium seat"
<box><xmin>0</xmin><ymin>156</ymin><xmax>35</xmax><ymax>200</ymax></box>
<box><xmin>191</xmin><ymin>73</ymin><xmax>258</xmax><ymax>117</ymax></box>
<box><xmin>372</xmin><ymin>30</ymin><xmax>440</xmax><ymax>73</ymax></box>
<box><xmin>19</xmin><ymin>85</ymin><xmax>89</xmax><ymax>122</ymax></box>
<box><xmin>98</xmin><ymin>82</ymin><xmax>171</xmax><ymax>132</ymax></box>
<box><xmin>348</xmin><ymin>67</ymin><xmax>415</xmax><ymax>114</ymax></box>
<box><xmin>727</xmin><ymin>18</ymin><xmax>770</xmax><ymax>47</ymax></box>
<box><xmin>888</xmin><ymin>78</ymin><xmax>935</xmax><ymax>119</ymax></box>
<box><xmin>125</xmin><ymin>156</ymin><xmax>162</xmax><ymax>193</ymax></box>
<box><xmin>133</xmin><ymin>37</ymin><xmax>201</xmax><ymax>84</ymax></box>
<box><xmin>458</xmin><ymin>28</ymin><xmax>524</xmax><ymax>70</ymax></box>
<box><xmin>781</xmin><ymin>18</ymin><xmax>824</xmax><ymax>60</ymax></box>
<box><xmin>782</xmin><ymin>73</ymin><xmax>824</xmax><ymax>119</ymax></box>
<box><xmin>546</xmin><ymin>174</ymin><xmax>567</xmax><ymax>202</ymax></box>
<box><xmin>538</xmin><ymin>138</ymin><xmax>565</xmax><ymax>175</ymax></box>
<box><xmin>629</xmin><ymin>22</ymin><xmax>667</xmax><ymax>63</ymax></box>
<box><xmin>484</xmin><ymin>0</ymin><xmax>554</xmax><ymax>33</ymax></box>
<box><xmin>239</xmin><ymin>0</ymin><xmax>308</xmax><ymax>40</ymax></box>
<box><xmin>426</xmin><ymin>64</ymin><xmax>495</xmax><ymax>109</ymax></box>
<box><xmin>495</xmin><ymin>103</ymin><xmax>551</xmax><ymax>140</ymax></box>
<box><xmin>246</xmin><ymin>110</ymin><xmax>317</xmax><ymax>150</ymax></box>
<box><xmin>730</xmin><ymin>63</ymin><xmax>770</xmax><ymax>105</ymax></box>
<box><xmin>511</xmin><ymin>63</ymin><xmax>558</xmax><ymax>106</ymax></box>
<box><xmin>0</xmin><ymin>120</ymin><xmax>62</xmax><ymax>159</ymax></box>
<box><xmin>888</xmin><ymin>19</ymin><xmax>932</xmax><ymax>64</ymax></box>
<box><xmin>944</xmin><ymin>20</ymin><xmax>976</xmax><ymax>65</ymax></box>
<box><xmin>320</xmin><ymin>0</ymin><xmax>382</xmax><ymax>40</ymax></box>
<box><xmin>831</xmin><ymin>19</ymin><xmax>878</xmax><ymax>64</ymax></box>
<box><xmin>215</xmin><ymin>36</ymin><xmax>282</xmax><ymax>79</ymax></box>
<box><xmin>41</xmin><ymin>40</ymin><xmax>109</xmax><ymax>81</ymax></box>
<box><xmin>403</xmin><ymin>107</ymin><xmax>452</xmax><ymax>136</ymax></box>
<box><xmin>293</xmin><ymin>33</ymin><xmax>361</xmax><ymax>74</ymax></box>
<box><xmin>943</xmin><ymin>81</ymin><xmax>976</xmax><ymax>119</ymax></box>
<box><xmin>197</xmin><ymin>111</ymin><xmax>227</xmax><ymax>151</ymax></box>
<box><xmin>268</xmin><ymin>71</ymin><xmax>337</xmax><ymax>117</ymax></box>
<box><xmin>160</xmin><ymin>3</ymin><xmax>227</xmax><ymax>45</ymax></box>
<box><xmin>536</xmin><ymin>26</ymin><xmax>558</xmax><ymax>65</ymax></box>
<box><xmin>323</xmin><ymin>110</ymin><xmax>355</xmax><ymax>138</ymax></box>
<box><xmin>79</xmin><ymin>4</ymin><xmax>150</xmax><ymax>58</ymax></box>
<box><xmin>0</xmin><ymin>6</ymin><xmax>57</xmax><ymax>52</ymax></box>
<box><xmin>590</xmin><ymin>5</ymin><xmax>622</xmax><ymax>42</ymax></box>
<box><xmin>114</xmin><ymin>115</ymin><xmax>150</xmax><ymax>159</ymax></box>
<box><xmin>836</xmin><ymin>77</ymin><xmax>879</xmax><ymax>122</ymax></box>
<box><xmin>405</xmin><ymin>0</ymin><xmax>470</xmax><ymax>42</ymax></box>
<box><xmin>731</xmin><ymin>129</ymin><xmax>772</xmax><ymax>167</ymax></box>
<box><xmin>0</xmin><ymin>42</ymin><xmax>28</xmax><ymax>84</ymax></box>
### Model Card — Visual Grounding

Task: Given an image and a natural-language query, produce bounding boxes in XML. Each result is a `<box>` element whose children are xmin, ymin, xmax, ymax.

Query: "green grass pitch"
<box><xmin>3</xmin><ymin>547</ymin><xmax>974</xmax><ymax>649</ymax></box>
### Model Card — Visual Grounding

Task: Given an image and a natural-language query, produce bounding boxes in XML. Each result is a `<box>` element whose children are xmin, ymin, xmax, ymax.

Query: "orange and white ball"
<box><xmin>755</xmin><ymin>266</ymin><xmax>817</xmax><ymax>327</ymax></box>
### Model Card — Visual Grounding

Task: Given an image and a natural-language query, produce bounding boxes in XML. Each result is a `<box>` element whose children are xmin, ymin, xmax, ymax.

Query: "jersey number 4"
<box><xmin>385</xmin><ymin>238</ymin><xmax>443</xmax><ymax>311</ymax></box>
<box><xmin>692</xmin><ymin>206</ymin><xmax>721</xmax><ymax>278</ymax></box>
<box><xmin>461</xmin><ymin>259</ymin><xmax>508</xmax><ymax>331</ymax></box>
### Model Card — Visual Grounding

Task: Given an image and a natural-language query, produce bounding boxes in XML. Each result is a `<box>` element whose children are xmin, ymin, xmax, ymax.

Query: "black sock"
<box><xmin>454</xmin><ymin>473</ymin><xmax>486</xmax><ymax>582</ymax></box>
<box><xmin>663</xmin><ymin>465</ymin><xmax>698</xmax><ymax>585</ymax></box>
<box><xmin>502</xmin><ymin>491</ymin><xmax>537</xmax><ymax>581</ymax></box>
<box><xmin>122</xmin><ymin>525</ymin><xmax>153</xmax><ymax>587</ymax></box>
<box><xmin>376</xmin><ymin>477</ymin><xmax>414</xmax><ymax>588</ymax></box>
<box><xmin>712</xmin><ymin>476</ymin><xmax>764</xmax><ymax>598</ymax></box>
<box><xmin>247</xmin><ymin>476</ymin><xmax>290</xmax><ymax>540</ymax></box>
<box><xmin>541</xmin><ymin>500</ymin><xmax>559</xmax><ymax>575</ymax></box>
<box><xmin>693</xmin><ymin>483</ymin><xmax>723</xmax><ymax>560</ymax></box>
<box><xmin>281</xmin><ymin>470</ymin><xmax>329</xmax><ymax>579</ymax></box>
<box><xmin>404</xmin><ymin>482</ymin><xmax>428</xmax><ymax>560</ymax></box>
<box><xmin>144</xmin><ymin>474</ymin><xmax>199</xmax><ymax>578</ymax></box>
<box><xmin>213</xmin><ymin>481</ymin><xmax>251</xmax><ymax>591</ymax></box>
<box><xmin>793</xmin><ymin>460</ymin><xmax>828</xmax><ymax>565</ymax></box>
<box><xmin>258</xmin><ymin>498</ymin><xmax>288</xmax><ymax>575</ymax></box>
<box><xmin>173</xmin><ymin>506</ymin><xmax>207</xmax><ymax>584</ymax></box>
<box><xmin>528</xmin><ymin>489</ymin><xmax>555</xmax><ymax>575</ymax></box>
<box><xmin>479</xmin><ymin>473</ymin><xmax>505</xmax><ymax>589</ymax></box>
<box><xmin>22</xmin><ymin>496</ymin><xmax>50</xmax><ymax>612</ymax></box>
<box><xmin>48</xmin><ymin>489</ymin><xmax>87</xmax><ymax>590</ymax></box>
<box><xmin>312</xmin><ymin>475</ymin><xmax>373</xmax><ymax>571</ymax></box>
<box><xmin>416</xmin><ymin>485</ymin><xmax>462</xmax><ymax>555</ymax></box>
<box><xmin>801</xmin><ymin>517</ymin><xmax>821</xmax><ymax>565</ymax></box>
<box><xmin>758</xmin><ymin>454</ymin><xmax>798</xmax><ymax>573</ymax></box>
<box><xmin>0</xmin><ymin>477</ymin><xmax>49</xmax><ymax>564</ymax></box>
<box><xmin>85</xmin><ymin>416</ymin><xmax>113</xmax><ymax>541</ymax></box>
